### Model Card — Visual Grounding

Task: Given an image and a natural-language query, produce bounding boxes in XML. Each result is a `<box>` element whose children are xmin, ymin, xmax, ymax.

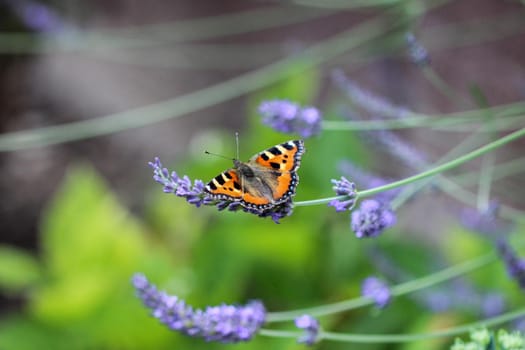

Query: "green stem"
<box><xmin>390</xmin><ymin>125</ymin><xmax>491</xmax><ymax>209</ymax></box>
<box><xmin>0</xmin><ymin>7</ymin><xmax>336</xmax><ymax>53</ymax></box>
<box><xmin>266</xmin><ymin>253</ymin><xmax>494</xmax><ymax>322</ymax></box>
<box><xmin>360</xmin><ymin>127</ymin><xmax>525</xmax><ymax>198</ymax></box>
<box><xmin>477</xmin><ymin>146</ymin><xmax>495</xmax><ymax>211</ymax></box>
<box><xmin>320</xmin><ymin>307</ymin><xmax>525</xmax><ymax>343</ymax></box>
<box><xmin>469</xmin><ymin>85</ymin><xmax>496</xmax><ymax>212</ymax></box>
<box><xmin>260</xmin><ymin>307</ymin><xmax>525</xmax><ymax>343</ymax></box>
<box><xmin>295</xmin><ymin>126</ymin><xmax>525</xmax><ymax>207</ymax></box>
<box><xmin>0</xmin><ymin>4</ymin><xmax>426</xmax><ymax>152</ymax></box>
<box><xmin>436</xmin><ymin>174</ymin><xmax>525</xmax><ymax>224</ymax></box>
<box><xmin>292</xmin><ymin>0</ymin><xmax>400</xmax><ymax>9</ymax></box>
<box><xmin>388</xmin><ymin>105</ymin><xmax>517</xmax><ymax>210</ymax></box>
<box><xmin>321</xmin><ymin>112</ymin><xmax>525</xmax><ymax>132</ymax></box>
<box><xmin>422</xmin><ymin>66</ymin><xmax>468</xmax><ymax>105</ymax></box>
<box><xmin>453</xmin><ymin>157</ymin><xmax>525</xmax><ymax>185</ymax></box>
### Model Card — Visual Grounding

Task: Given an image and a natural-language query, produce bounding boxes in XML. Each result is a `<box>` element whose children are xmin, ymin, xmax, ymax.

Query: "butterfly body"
<box><xmin>205</xmin><ymin>140</ymin><xmax>305</xmax><ymax>212</ymax></box>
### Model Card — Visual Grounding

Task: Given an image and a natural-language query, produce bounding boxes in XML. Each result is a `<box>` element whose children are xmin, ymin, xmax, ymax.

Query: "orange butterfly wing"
<box><xmin>205</xmin><ymin>170</ymin><xmax>244</xmax><ymax>201</ymax></box>
<box><xmin>252</xmin><ymin>140</ymin><xmax>304</xmax><ymax>172</ymax></box>
<box><xmin>252</xmin><ymin>140</ymin><xmax>305</xmax><ymax>201</ymax></box>
<box><xmin>205</xmin><ymin>169</ymin><xmax>273</xmax><ymax>206</ymax></box>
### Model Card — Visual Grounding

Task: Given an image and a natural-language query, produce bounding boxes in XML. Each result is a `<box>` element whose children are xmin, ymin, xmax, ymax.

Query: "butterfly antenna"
<box><xmin>235</xmin><ymin>131</ymin><xmax>240</xmax><ymax>160</ymax></box>
<box><xmin>204</xmin><ymin>150</ymin><xmax>234</xmax><ymax>161</ymax></box>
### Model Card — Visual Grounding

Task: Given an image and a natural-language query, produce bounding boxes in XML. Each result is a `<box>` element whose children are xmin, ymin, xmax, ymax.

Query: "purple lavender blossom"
<box><xmin>258</xmin><ymin>199</ymin><xmax>295</xmax><ymax>224</ymax></box>
<box><xmin>461</xmin><ymin>202</ymin><xmax>513</xmax><ymax>237</ymax></box>
<box><xmin>6</xmin><ymin>0</ymin><xmax>66</xmax><ymax>32</ymax></box>
<box><xmin>423</xmin><ymin>283</ymin><xmax>504</xmax><ymax>317</ymax></box>
<box><xmin>149</xmin><ymin>157</ymin><xmax>211</xmax><ymax>207</ymax></box>
<box><xmin>216</xmin><ymin>200</ymin><xmax>242</xmax><ymax>212</ymax></box>
<box><xmin>218</xmin><ymin>198</ymin><xmax>295</xmax><ymax>224</ymax></box>
<box><xmin>405</xmin><ymin>33</ymin><xmax>430</xmax><ymax>67</ymax></box>
<box><xmin>481</xmin><ymin>292</ymin><xmax>505</xmax><ymax>318</ymax></box>
<box><xmin>331</xmin><ymin>69</ymin><xmax>413</xmax><ymax>120</ymax></box>
<box><xmin>295</xmin><ymin>315</ymin><xmax>320</xmax><ymax>345</ymax></box>
<box><xmin>514</xmin><ymin>317</ymin><xmax>525</xmax><ymax>332</ymax></box>
<box><xmin>361</xmin><ymin>276</ymin><xmax>391</xmax><ymax>308</ymax></box>
<box><xmin>328</xmin><ymin>176</ymin><xmax>357</xmax><ymax>212</ymax></box>
<box><xmin>422</xmin><ymin>290</ymin><xmax>451</xmax><ymax>312</ymax></box>
<box><xmin>351</xmin><ymin>199</ymin><xmax>396</xmax><ymax>238</ymax></box>
<box><xmin>132</xmin><ymin>274</ymin><xmax>266</xmax><ymax>343</ymax></box>
<box><xmin>258</xmin><ymin>100</ymin><xmax>322</xmax><ymax>138</ymax></box>
<box><xmin>496</xmin><ymin>238</ymin><xmax>525</xmax><ymax>290</ymax></box>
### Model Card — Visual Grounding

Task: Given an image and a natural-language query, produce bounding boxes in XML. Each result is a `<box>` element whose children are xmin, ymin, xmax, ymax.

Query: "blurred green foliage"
<box><xmin>0</xmin><ymin>164</ymin><xmax>179</xmax><ymax>349</ymax></box>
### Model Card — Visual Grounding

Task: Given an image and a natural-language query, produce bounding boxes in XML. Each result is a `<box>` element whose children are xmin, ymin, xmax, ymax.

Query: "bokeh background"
<box><xmin>0</xmin><ymin>0</ymin><xmax>524</xmax><ymax>349</ymax></box>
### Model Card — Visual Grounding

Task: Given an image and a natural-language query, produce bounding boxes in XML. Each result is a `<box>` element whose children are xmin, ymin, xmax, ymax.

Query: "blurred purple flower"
<box><xmin>328</xmin><ymin>176</ymin><xmax>357</xmax><ymax>212</ymax></box>
<box><xmin>331</xmin><ymin>69</ymin><xmax>412</xmax><ymax>120</ymax></box>
<box><xmin>371</xmin><ymin>248</ymin><xmax>505</xmax><ymax>317</ymax></box>
<box><xmin>423</xmin><ymin>290</ymin><xmax>451</xmax><ymax>312</ymax></box>
<box><xmin>423</xmin><ymin>284</ymin><xmax>504</xmax><ymax>317</ymax></box>
<box><xmin>405</xmin><ymin>33</ymin><xmax>430</xmax><ymax>67</ymax></box>
<box><xmin>461</xmin><ymin>202</ymin><xmax>513</xmax><ymax>237</ymax></box>
<box><xmin>259</xmin><ymin>100</ymin><xmax>322</xmax><ymax>138</ymax></box>
<box><xmin>295</xmin><ymin>315</ymin><xmax>320</xmax><ymax>345</ymax></box>
<box><xmin>366</xmin><ymin>129</ymin><xmax>428</xmax><ymax>171</ymax></box>
<box><xmin>514</xmin><ymin>317</ymin><xmax>525</xmax><ymax>332</ymax></box>
<box><xmin>258</xmin><ymin>199</ymin><xmax>295</xmax><ymax>224</ymax></box>
<box><xmin>351</xmin><ymin>199</ymin><xmax>396</xmax><ymax>238</ymax></box>
<box><xmin>332</xmin><ymin>70</ymin><xmax>430</xmax><ymax>171</ymax></box>
<box><xmin>361</xmin><ymin>277</ymin><xmax>391</xmax><ymax>308</ymax></box>
<box><xmin>496</xmin><ymin>238</ymin><xmax>525</xmax><ymax>290</ymax></box>
<box><xmin>132</xmin><ymin>274</ymin><xmax>266</xmax><ymax>343</ymax></box>
<box><xmin>6</xmin><ymin>0</ymin><xmax>66</xmax><ymax>32</ymax></box>
<box><xmin>481</xmin><ymin>292</ymin><xmax>505</xmax><ymax>318</ymax></box>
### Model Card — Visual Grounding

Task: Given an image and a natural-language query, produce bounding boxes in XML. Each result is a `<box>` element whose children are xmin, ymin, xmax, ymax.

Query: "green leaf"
<box><xmin>0</xmin><ymin>246</ymin><xmax>41</xmax><ymax>293</ymax></box>
<box><xmin>40</xmin><ymin>164</ymin><xmax>146</xmax><ymax>280</ymax></box>
<box><xmin>0</xmin><ymin>315</ymin><xmax>76</xmax><ymax>350</ymax></box>
<box><xmin>31</xmin><ymin>163</ymin><xmax>175</xmax><ymax>336</ymax></box>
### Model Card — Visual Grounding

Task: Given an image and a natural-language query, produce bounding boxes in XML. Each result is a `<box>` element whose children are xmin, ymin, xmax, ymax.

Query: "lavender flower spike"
<box><xmin>331</xmin><ymin>69</ymin><xmax>413</xmax><ymax>120</ymax></box>
<box><xmin>405</xmin><ymin>33</ymin><xmax>430</xmax><ymax>67</ymax></box>
<box><xmin>6</xmin><ymin>0</ymin><xmax>67</xmax><ymax>32</ymax></box>
<box><xmin>132</xmin><ymin>274</ymin><xmax>266</xmax><ymax>343</ymax></box>
<box><xmin>460</xmin><ymin>201</ymin><xmax>513</xmax><ymax>237</ymax></box>
<box><xmin>295</xmin><ymin>315</ymin><xmax>320</xmax><ymax>345</ymax></box>
<box><xmin>328</xmin><ymin>176</ymin><xmax>357</xmax><ymax>212</ymax></box>
<box><xmin>258</xmin><ymin>100</ymin><xmax>322</xmax><ymax>138</ymax></box>
<box><xmin>496</xmin><ymin>238</ymin><xmax>525</xmax><ymax>290</ymax></box>
<box><xmin>361</xmin><ymin>276</ymin><xmax>391</xmax><ymax>308</ymax></box>
<box><xmin>148</xmin><ymin>157</ymin><xmax>211</xmax><ymax>207</ymax></box>
<box><xmin>351</xmin><ymin>199</ymin><xmax>396</xmax><ymax>238</ymax></box>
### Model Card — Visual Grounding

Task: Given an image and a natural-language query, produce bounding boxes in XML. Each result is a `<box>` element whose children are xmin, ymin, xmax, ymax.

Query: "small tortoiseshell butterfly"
<box><xmin>205</xmin><ymin>140</ymin><xmax>305</xmax><ymax>212</ymax></box>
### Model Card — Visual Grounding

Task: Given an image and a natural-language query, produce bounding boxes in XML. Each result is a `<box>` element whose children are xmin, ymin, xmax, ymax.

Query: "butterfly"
<box><xmin>204</xmin><ymin>140</ymin><xmax>305</xmax><ymax>212</ymax></box>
